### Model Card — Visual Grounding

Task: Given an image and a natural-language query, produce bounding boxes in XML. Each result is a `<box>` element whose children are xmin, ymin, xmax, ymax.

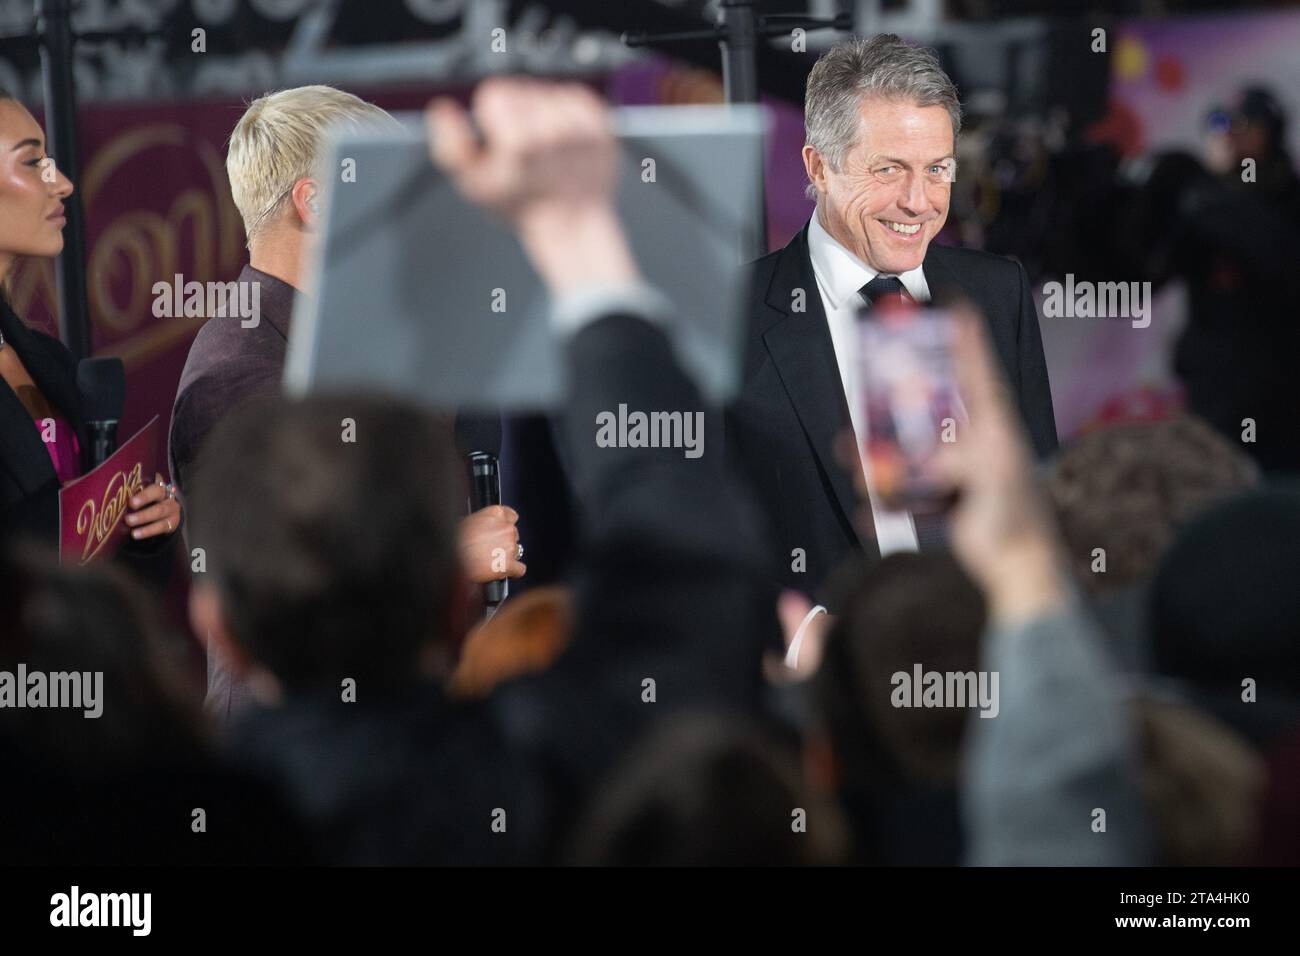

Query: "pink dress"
<box><xmin>39</xmin><ymin>414</ymin><xmax>82</xmax><ymax>484</ymax></box>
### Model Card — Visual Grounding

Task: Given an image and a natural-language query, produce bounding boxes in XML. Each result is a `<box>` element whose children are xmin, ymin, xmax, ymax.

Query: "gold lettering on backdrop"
<box><xmin>75</xmin><ymin>461</ymin><xmax>145</xmax><ymax>564</ymax></box>
<box><xmin>91</xmin><ymin>212</ymin><xmax>174</xmax><ymax>331</ymax></box>
<box><xmin>85</xmin><ymin>128</ymin><xmax>184</xmax><ymax>335</ymax></box>
<box><xmin>85</xmin><ymin>128</ymin><xmax>241</xmax><ymax>336</ymax></box>
<box><xmin>171</xmin><ymin>189</ymin><xmax>217</xmax><ymax>282</ymax></box>
<box><xmin>92</xmin><ymin>128</ymin><xmax>243</xmax><ymax>362</ymax></box>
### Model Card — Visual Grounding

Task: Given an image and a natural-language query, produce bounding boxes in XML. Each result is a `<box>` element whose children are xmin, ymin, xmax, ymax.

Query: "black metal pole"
<box><xmin>719</xmin><ymin>0</ymin><xmax>759</xmax><ymax>104</ymax></box>
<box><xmin>718</xmin><ymin>0</ymin><xmax>766</xmax><ymax>255</ymax></box>
<box><xmin>36</xmin><ymin>0</ymin><xmax>91</xmax><ymax>360</ymax></box>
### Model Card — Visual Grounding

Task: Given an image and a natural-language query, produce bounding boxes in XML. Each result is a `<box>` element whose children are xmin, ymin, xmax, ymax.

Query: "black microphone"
<box><xmin>76</xmin><ymin>357</ymin><xmax>126</xmax><ymax>469</ymax></box>
<box><xmin>454</xmin><ymin>411</ymin><xmax>508</xmax><ymax>609</ymax></box>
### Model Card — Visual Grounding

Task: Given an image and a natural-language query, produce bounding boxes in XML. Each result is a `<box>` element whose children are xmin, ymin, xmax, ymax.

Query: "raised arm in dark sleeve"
<box><xmin>557</xmin><ymin>311</ymin><xmax>777</xmax><ymax>700</ymax></box>
<box><xmin>498</xmin><ymin>308</ymin><xmax>780</xmax><ymax>796</ymax></box>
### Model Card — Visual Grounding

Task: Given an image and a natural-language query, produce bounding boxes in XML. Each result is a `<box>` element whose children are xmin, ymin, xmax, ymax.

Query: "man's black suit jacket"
<box><xmin>726</xmin><ymin>223</ymin><xmax>1058</xmax><ymax>599</ymax></box>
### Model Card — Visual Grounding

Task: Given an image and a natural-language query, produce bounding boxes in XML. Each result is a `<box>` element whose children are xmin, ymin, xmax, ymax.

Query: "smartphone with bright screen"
<box><xmin>857</xmin><ymin>306</ymin><xmax>964</xmax><ymax>512</ymax></box>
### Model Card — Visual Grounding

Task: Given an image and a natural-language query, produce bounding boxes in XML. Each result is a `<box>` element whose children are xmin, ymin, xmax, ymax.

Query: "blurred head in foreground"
<box><xmin>566</xmin><ymin>713</ymin><xmax>844</xmax><ymax>866</ymax></box>
<box><xmin>187</xmin><ymin>393</ymin><xmax>464</xmax><ymax>703</ymax></box>
<box><xmin>0</xmin><ymin>544</ymin><xmax>308</xmax><ymax>863</ymax></box>
<box><xmin>1149</xmin><ymin>486</ymin><xmax>1300</xmax><ymax>744</ymax></box>
<box><xmin>812</xmin><ymin>552</ymin><xmax>986</xmax><ymax>864</ymax></box>
<box><xmin>0</xmin><ymin>543</ymin><xmax>201</xmax><ymax>766</ymax></box>
<box><xmin>1136</xmin><ymin>695</ymin><xmax>1265</xmax><ymax>866</ymax></box>
<box><xmin>1047</xmin><ymin>414</ymin><xmax>1257</xmax><ymax>597</ymax></box>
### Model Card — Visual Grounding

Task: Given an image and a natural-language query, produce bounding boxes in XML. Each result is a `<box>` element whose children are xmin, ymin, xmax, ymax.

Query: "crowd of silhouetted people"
<box><xmin>3</xmin><ymin>74</ymin><xmax>1300</xmax><ymax>869</ymax></box>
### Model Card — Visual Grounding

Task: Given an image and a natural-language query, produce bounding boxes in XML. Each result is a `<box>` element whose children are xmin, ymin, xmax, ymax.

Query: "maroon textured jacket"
<box><xmin>168</xmin><ymin>264</ymin><xmax>297</xmax><ymax>498</ymax></box>
<box><xmin>168</xmin><ymin>264</ymin><xmax>296</xmax><ymax>718</ymax></box>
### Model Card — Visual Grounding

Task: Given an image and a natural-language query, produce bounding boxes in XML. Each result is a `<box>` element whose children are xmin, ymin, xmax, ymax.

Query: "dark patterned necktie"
<box><xmin>859</xmin><ymin>275</ymin><xmax>909</xmax><ymax>310</ymax></box>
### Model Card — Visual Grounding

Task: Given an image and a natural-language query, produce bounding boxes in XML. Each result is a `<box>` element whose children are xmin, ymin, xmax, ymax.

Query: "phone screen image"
<box><xmin>857</xmin><ymin>307</ymin><xmax>965</xmax><ymax>512</ymax></box>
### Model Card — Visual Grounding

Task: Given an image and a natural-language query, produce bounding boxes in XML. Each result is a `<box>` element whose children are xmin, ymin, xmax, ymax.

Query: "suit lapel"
<box><xmin>923</xmin><ymin>243</ymin><xmax>1023</xmax><ymax>389</ymax></box>
<box><xmin>922</xmin><ymin>245</ymin><xmax>971</xmax><ymax>307</ymax></box>
<box><xmin>759</xmin><ymin>225</ymin><xmax>866</xmax><ymax>551</ymax></box>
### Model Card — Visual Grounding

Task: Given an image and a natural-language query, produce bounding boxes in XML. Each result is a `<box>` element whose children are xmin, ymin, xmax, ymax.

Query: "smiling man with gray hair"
<box><xmin>728</xmin><ymin>34</ymin><xmax>1058</xmax><ymax>597</ymax></box>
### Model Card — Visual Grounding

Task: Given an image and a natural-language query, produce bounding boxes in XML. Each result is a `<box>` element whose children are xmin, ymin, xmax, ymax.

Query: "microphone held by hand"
<box><xmin>77</xmin><ymin>357</ymin><xmax>126</xmax><ymax>469</ymax></box>
<box><xmin>455</xmin><ymin>412</ymin><xmax>508</xmax><ymax>608</ymax></box>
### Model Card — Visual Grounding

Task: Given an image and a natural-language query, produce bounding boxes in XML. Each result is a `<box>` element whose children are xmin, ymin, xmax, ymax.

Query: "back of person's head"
<box><xmin>566</xmin><ymin>714</ymin><xmax>844</xmax><ymax>865</ymax></box>
<box><xmin>0</xmin><ymin>543</ymin><xmax>203</xmax><ymax>769</ymax></box>
<box><xmin>1136</xmin><ymin>695</ymin><xmax>1266</xmax><ymax>866</ymax></box>
<box><xmin>187</xmin><ymin>392</ymin><xmax>463</xmax><ymax>697</ymax></box>
<box><xmin>226</xmin><ymin>85</ymin><xmax>398</xmax><ymax>243</ymax></box>
<box><xmin>815</xmin><ymin>552</ymin><xmax>987</xmax><ymax>789</ymax></box>
<box><xmin>1150</xmin><ymin>485</ymin><xmax>1300</xmax><ymax>695</ymax></box>
<box><xmin>0</xmin><ymin>544</ymin><xmax>315</xmax><ymax>864</ymax></box>
<box><xmin>1047</xmin><ymin>414</ymin><xmax>1257</xmax><ymax>596</ymax></box>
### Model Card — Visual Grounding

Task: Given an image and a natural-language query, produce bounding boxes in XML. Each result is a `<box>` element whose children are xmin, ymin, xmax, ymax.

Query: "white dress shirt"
<box><xmin>806</xmin><ymin>211</ymin><xmax>928</xmax><ymax>555</ymax></box>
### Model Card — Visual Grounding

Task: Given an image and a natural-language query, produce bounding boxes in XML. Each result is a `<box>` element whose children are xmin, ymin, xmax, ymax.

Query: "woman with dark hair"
<box><xmin>0</xmin><ymin>88</ymin><xmax>181</xmax><ymax>548</ymax></box>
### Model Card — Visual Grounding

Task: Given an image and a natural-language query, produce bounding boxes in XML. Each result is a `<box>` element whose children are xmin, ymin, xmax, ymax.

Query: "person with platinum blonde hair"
<box><xmin>171</xmin><ymin>85</ymin><xmax>527</xmax><ymax>721</ymax></box>
<box><xmin>225</xmin><ymin>85</ymin><xmax>399</xmax><ymax>252</ymax></box>
<box><xmin>728</xmin><ymin>34</ymin><xmax>1059</xmax><ymax>599</ymax></box>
